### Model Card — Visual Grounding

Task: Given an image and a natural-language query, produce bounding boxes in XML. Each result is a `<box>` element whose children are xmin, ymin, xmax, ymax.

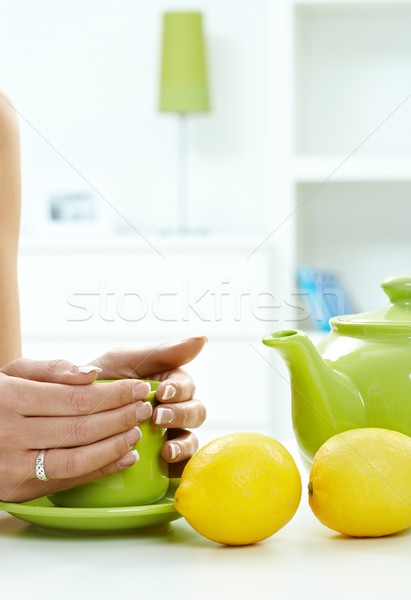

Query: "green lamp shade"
<box><xmin>159</xmin><ymin>12</ymin><xmax>210</xmax><ymax>113</ymax></box>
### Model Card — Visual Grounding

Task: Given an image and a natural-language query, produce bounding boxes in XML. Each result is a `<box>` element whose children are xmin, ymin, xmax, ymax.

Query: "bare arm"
<box><xmin>0</xmin><ymin>92</ymin><xmax>21</xmax><ymax>364</ymax></box>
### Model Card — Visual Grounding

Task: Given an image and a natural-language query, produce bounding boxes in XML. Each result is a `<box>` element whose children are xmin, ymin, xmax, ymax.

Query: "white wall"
<box><xmin>0</xmin><ymin>0</ymin><xmax>276</xmax><ymax>236</ymax></box>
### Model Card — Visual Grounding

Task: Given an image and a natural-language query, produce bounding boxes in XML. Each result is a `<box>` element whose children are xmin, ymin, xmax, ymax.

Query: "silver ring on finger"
<box><xmin>35</xmin><ymin>450</ymin><xmax>49</xmax><ymax>481</ymax></box>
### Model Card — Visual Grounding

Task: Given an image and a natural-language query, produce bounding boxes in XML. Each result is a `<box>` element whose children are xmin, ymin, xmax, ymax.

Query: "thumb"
<box><xmin>91</xmin><ymin>336</ymin><xmax>208</xmax><ymax>380</ymax></box>
<box><xmin>0</xmin><ymin>358</ymin><xmax>102</xmax><ymax>384</ymax></box>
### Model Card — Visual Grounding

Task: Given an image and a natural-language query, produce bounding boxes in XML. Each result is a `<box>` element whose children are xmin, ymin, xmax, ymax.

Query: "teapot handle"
<box><xmin>381</xmin><ymin>275</ymin><xmax>411</xmax><ymax>304</ymax></box>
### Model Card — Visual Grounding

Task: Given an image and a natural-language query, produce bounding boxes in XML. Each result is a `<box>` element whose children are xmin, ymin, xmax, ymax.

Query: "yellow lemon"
<box><xmin>174</xmin><ymin>432</ymin><xmax>302</xmax><ymax>545</ymax></box>
<box><xmin>308</xmin><ymin>428</ymin><xmax>411</xmax><ymax>537</ymax></box>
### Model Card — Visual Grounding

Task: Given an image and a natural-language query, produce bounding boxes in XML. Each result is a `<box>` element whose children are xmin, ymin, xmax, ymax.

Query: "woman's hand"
<box><xmin>91</xmin><ymin>336</ymin><xmax>207</xmax><ymax>476</ymax></box>
<box><xmin>0</xmin><ymin>336</ymin><xmax>206</xmax><ymax>501</ymax></box>
<box><xmin>0</xmin><ymin>359</ymin><xmax>155</xmax><ymax>502</ymax></box>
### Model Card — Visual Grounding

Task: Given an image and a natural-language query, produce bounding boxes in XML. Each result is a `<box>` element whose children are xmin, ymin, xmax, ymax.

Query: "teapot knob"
<box><xmin>381</xmin><ymin>275</ymin><xmax>411</xmax><ymax>304</ymax></box>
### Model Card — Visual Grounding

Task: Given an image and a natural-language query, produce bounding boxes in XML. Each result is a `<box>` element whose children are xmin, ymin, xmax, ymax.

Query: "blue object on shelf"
<box><xmin>296</xmin><ymin>267</ymin><xmax>356</xmax><ymax>331</ymax></box>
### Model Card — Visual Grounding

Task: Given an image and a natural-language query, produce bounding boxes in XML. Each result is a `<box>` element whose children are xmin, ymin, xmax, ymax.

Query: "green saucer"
<box><xmin>0</xmin><ymin>479</ymin><xmax>182</xmax><ymax>534</ymax></box>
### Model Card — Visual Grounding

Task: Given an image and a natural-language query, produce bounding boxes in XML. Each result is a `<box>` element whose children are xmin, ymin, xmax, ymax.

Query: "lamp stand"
<box><xmin>177</xmin><ymin>113</ymin><xmax>189</xmax><ymax>234</ymax></box>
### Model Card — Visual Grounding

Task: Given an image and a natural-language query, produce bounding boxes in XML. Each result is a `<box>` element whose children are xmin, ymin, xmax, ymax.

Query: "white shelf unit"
<box><xmin>293</xmin><ymin>156</ymin><xmax>411</xmax><ymax>182</ymax></box>
<box><xmin>288</xmin><ymin>0</ymin><xmax>411</xmax><ymax>318</ymax></box>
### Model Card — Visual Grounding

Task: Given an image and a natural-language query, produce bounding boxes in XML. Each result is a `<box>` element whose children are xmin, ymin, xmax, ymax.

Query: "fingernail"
<box><xmin>75</xmin><ymin>364</ymin><xmax>103</xmax><ymax>374</ymax></box>
<box><xmin>181</xmin><ymin>335</ymin><xmax>209</xmax><ymax>343</ymax></box>
<box><xmin>136</xmin><ymin>401</ymin><xmax>153</xmax><ymax>421</ymax></box>
<box><xmin>133</xmin><ymin>381</ymin><xmax>151</xmax><ymax>400</ymax></box>
<box><xmin>154</xmin><ymin>407</ymin><xmax>174</xmax><ymax>426</ymax></box>
<box><xmin>161</xmin><ymin>384</ymin><xmax>176</xmax><ymax>401</ymax></box>
<box><xmin>125</xmin><ymin>426</ymin><xmax>142</xmax><ymax>448</ymax></box>
<box><xmin>169</xmin><ymin>442</ymin><xmax>181</xmax><ymax>461</ymax></box>
<box><xmin>117</xmin><ymin>450</ymin><xmax>139</xmax><ymax>468</ymax></box>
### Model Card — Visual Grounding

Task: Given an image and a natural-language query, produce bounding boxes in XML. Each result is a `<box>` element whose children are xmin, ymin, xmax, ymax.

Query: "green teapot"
<box><xmin>263</xmin><ymin>275</ymin><xmax>411</xmax><ymax>466</ymax></box>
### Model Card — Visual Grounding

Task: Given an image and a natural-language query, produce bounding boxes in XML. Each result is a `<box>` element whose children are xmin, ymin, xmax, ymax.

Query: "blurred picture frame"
<box><xmin>29</xmin><ymin>177</ymin><xmax>112</xmax><ymax>239</ymax></box>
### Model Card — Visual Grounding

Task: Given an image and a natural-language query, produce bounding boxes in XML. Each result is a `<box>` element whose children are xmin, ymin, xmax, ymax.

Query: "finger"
<box><xmin>46</xmin><ymin>454</ymin><xmax>140</xmax><ymax>495</ymax></box>
<box><xmin>153</xmin><ymin>399</ymin><xmax>206</xmax><ymax>429</ymax></box>
<box><xmin>92</xmin><ymin>336</ymin><xmax>208</xmax><ymax>380</ymax></box>
<box><xmin>161</xmin><ymin>429</ymin><xmax>199</xmax><ymax>463</ymax></box>
<box><xmin>14</xmin><ymin>377</ymin><xmax>152</xmax><ymax>417</ymax></box>
<box><xmin>19</xmin><ymin>401</ymin><xmax>153</xmax><ymax>449</ymax></box>
<box><xmin>155</xmin><ymin>369</ymin><xmax>196</xmax><ymax>404</ymax></box>
<box><xmin>1</xmin><ymin>439</ymin><xmax>142</xmax><ymax>503</ymax></box>
<box><xmin>39</xmin><ymin>427</ymin><xmax>142</xmax><ymax>480</ymax></box>
<box><xmin>0</xmin><ymin>358</ymin><xmax>103</xmax><ymax>385</ymax></box>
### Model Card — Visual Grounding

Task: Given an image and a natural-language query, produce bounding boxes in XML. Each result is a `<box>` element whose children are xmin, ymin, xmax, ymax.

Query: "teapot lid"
<box><xmin>331</xmin><ymin>275</ymin><xmax>411</xmax><ymax>333</ymax></box>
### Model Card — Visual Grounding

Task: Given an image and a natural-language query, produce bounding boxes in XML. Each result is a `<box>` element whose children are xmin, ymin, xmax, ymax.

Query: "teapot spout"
<box><xmin>263</xmin><ymin>330</ymin><xmax>366</xmax><ymax>463</ymax></box>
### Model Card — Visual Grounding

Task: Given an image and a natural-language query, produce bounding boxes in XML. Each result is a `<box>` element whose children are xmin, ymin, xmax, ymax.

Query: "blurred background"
<box><xmin>2</xmin><ymin>0</ymin><xmax>411</xmax><ymax>444</ymax></box>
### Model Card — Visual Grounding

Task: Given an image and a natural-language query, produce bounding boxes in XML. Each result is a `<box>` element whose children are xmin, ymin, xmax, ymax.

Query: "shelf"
<box><xmin>293</xmin><ymin>0</ymin><xmax>411</xmax><ymax>7</ymax></box>
<box><xmin>292</xmin><ymin>156</ymin><xmax>411</xmax><ymax>182</ymax></box>
<box><xmin>294</xmin><ymin>180</ymin><xmax>411</xmax><ymax>312</ymax></box>
<box><xmin>19</xmin><ymin>233</ymin><xmax>275</xmax><ymax>255</ymax></box>
<box><xmin>294</xmin><ymin>6</ymin><xmax>411</xmax><ymax>156</ymax></box>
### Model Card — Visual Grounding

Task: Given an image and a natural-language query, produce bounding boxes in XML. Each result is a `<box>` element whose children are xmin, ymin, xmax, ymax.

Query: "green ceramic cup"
<box><xmin>48</xmin><ymin>380</ymin><xmax>169</xmax><ymax>508</ymax></box>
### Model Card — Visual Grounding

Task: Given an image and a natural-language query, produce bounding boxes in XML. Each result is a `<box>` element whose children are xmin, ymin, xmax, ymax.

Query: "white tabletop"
<box><xmin>0</xmin><ymin>442</ymin><xmax>409</xmax><ymax>600</ymax></box>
